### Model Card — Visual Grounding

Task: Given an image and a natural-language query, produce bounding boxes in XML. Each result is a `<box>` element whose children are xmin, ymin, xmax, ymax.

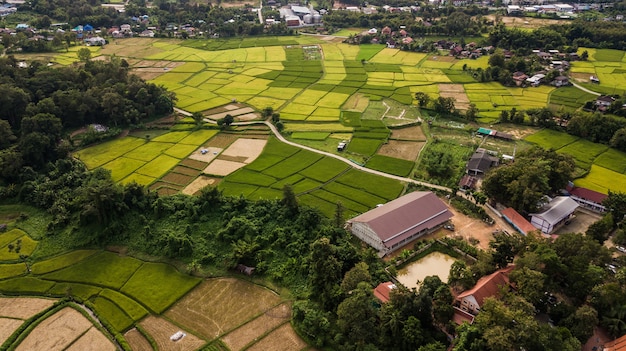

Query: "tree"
<box><xmin>563</xmin><ymin>305</ymin><xmax>598</xmax><ymax>343</ymax></box>
<box><xmin>340</xmin><ymin>262</ymin><xmax>371</xmax><ymax>293</ymax></box>
<box><xmin>0</xmin><ymin>120</ymin><xmax>16</xmax><ymax>150</ymax></box>
<box><xmin>433</xmin><ymin>96</ymin><xmax>455</xmax><ymax>115</ymax></box>
<box><xmin>191</xmin><ymin>111</ymin><xmax>204</xmax><ymax>127</ymax></box>
<box><xmin>77</xmin><ymin>47</ymin><xmax>92</xmax><ymax>62</ymax></box>
<box><xmin>610</xmin><ymin>128</ymin><xmax>626</xmax><ymax>152</ymax></box>
<box><xmin>415</xmin><ymin>92</ymin><xmax>430</xmax><ymax>108</ymax></box>
<box><xmin>218</xmin><ymin>114</ymin><xmax>234</xmax><ymax>129</ymax></box>
<box><xmin>308</xmin><ymin>237</ymin><xmax>343</xmax><ymax>310</ymax></box>
<box><xmin>336</xmin><ymin>282</ymin><xmax>378</xmax><ymax>348</ymax></box>
<box><xmin>604</xmin><ymin>191</ymin><xmax>626</xmax><ymax>224</ymax></box>
<box><xmin>586</xmin><ymin>213</ymin><xmax>614</xmax><ymax>244</ymax></box>
<box><xmin>448</xmin><ymin>260</ymin><xmax>476</xmax><ymax>290</ymax></box>
<box><xmin>281</xmin><ymin>184</ymin><xmax>299</xmax><ymax>214</ymax></box>
<box><xmin>509</xmin><ymin>266</ymin><xmax>546</xmax><ymax>306</ymax></box>
<box><xmin>465</xmin><ymin>103</ymin><xmax>479</xmax><ymax>121</ymax></box>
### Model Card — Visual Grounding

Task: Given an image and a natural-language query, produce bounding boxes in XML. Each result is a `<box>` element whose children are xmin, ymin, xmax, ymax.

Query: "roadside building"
<box><xmin>501</xmin><ymin>208</ymin><xmax>538</xmax><ymax>235</ymax></box>
<box><xmin>455</xmin><ymin>266</ymin><xmax>515</xmax><ymax>316</ymax></box>
<box><xmin>466</xmin><ymin>148</ymin><xmax>499</xmax><ymax>176</ymax></box>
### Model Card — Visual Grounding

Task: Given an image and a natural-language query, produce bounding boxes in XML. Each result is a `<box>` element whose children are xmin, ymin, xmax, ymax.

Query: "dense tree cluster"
<box><xmin>0</xmin><ymin>56</ymin><xmax>175</xmax><ymax>172</ymax></box>
<box><xmin>489</xmin><ymin>20</ymin><xmax>626</xmax><ymax>51</ymax></box>
<box><xmin>326</xmin><ymin>8</ymin><xmax>489</xmax><ymax>39</ymax></box>
<box><xmin>482</xmin><ymin>147</ymin><xmax>575</xmax><ymax>213</ymax></box>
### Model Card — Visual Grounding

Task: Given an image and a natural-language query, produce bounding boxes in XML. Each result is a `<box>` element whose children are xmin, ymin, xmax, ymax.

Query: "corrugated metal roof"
<box><xmin>531</xmin><ymin>196</ymin><xmax>579</xmax><ymax>225</ymax></box>
<box><xmin>349</xmin><ymin>192</ymin><xmax>452</xmax><ymax>249</ymax></box>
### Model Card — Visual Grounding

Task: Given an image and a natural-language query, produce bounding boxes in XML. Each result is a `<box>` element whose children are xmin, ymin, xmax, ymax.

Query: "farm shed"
<box><xmin>346</xmin><ymin>192</ymin><xmax>453</xmax><ymax>256</ymax></box>
<box><xmin>530</xmin><ymin>196</ymin><xmax>579</xmax><ymax>234</ymax></box>
<box><xmin>476</xmin><ymin>128</ymin><xmax>512</xmax><ymax>141</ymax></box>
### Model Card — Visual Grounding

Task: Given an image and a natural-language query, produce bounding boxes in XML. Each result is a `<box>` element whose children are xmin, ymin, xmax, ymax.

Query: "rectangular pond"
<box><xmin>396</xmin><ymin>251</ymin><xmax>456</xmax><ymax>289</ymax></box>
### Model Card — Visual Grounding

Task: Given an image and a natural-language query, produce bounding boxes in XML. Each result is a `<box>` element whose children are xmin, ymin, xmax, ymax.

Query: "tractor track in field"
<box><xmin>174</xmin><ymin>107</ymin><xmax>452</xmax><ymax>193</ymax></box>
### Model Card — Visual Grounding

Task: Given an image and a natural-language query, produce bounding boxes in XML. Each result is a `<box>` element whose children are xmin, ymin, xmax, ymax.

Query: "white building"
<box><xmin>530</xmin><ymin>196</ymin><xmax>579</xmax><ymax>234</ymax></box>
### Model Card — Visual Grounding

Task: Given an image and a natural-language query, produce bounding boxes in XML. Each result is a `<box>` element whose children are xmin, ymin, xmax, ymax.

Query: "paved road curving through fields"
<box><xmin>571</xmin><ymin>82</ymin><xmax>601</xmax><ymax>96</ymax></box>
<box><xmin>173</xmin><ymin>107</ymin><xmax>452</xmax><ymax>192</ymax></box>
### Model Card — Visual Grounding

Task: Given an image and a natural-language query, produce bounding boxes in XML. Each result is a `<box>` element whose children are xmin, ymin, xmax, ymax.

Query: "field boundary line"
<box><xmin>295</xmin><ymin>166</ymin><xmax>353</xmax><ymax>196</ymax></box>
<box><xmin>238</xmin><ymin>319</ymin><xmax>292</xmax><ymax>351</ymax></box>
<box><xmin>177</xmin><ymin>107</ymin><xmax>451</xmax><ymax>192</ymax></box>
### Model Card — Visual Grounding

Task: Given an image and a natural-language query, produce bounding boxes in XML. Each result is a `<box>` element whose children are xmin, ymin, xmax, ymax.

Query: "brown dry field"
<box><xmin>172</xmin><ymin>165</ymin><xmax>201</xmax><ymax>177</ymax></box>
<box><xmin>378</xmin><ymin>140</ymin><xmax>424</xmax><ymax>161</ymax></box>
<box><xmin>342</xmin><ymin>93</ymin><xmax>370</xmax><ymax>112</ymax></box>
<box><xmin>222</xmin><ymin>138</ymin><xmax>267</xmax><ymax>163</ymax></box>
<box><xmin>164</xmin><ymin>278</ymin><xmax>282</xmax><ymax>339</ymax></box>
<box><xmin>206</xmin><ymin>108</ymin><xmax>255</xmax><ymax>121</ymax></box>
<box><xmin>203</xmin><ymin>159</ymin><xmax>246</xmax><ymax>176</ymax></box>
<box><xmin>486</xmin><ymin>15</ymin><xmax>565</xmax><ymax>30</ymax></box>
<box><xmin>439</xmin><ymin>84</ymin><xmax>470</xmax><ymax>110</ymax></box>
<box><xmin>124</xmin><ymin>328</ymin><xmax>154</xmax><ymax>351</ymax></box>
<box><xmin>150</xmin><ymin>181</ymin><xmax>183</xmax><ymax>191</ymax></box>
<box><xmin>180</xmin><ymin>158</ymin><xmax>209</xmax><ymax>170</ymax></box>
<box><xmin>390</xmin><ymin>125</ymin><xmax>426</xmax><ymax>141</ymax></box>
<box><xmin>139</xmin><ymin>315</ymin><xmax>205</xmax><ymax>351</ymax></box>
<box><xmin>157</xmin><ymin>187</ymin><xmax>179</xmax><ymax>196</ymax></box>
<box><xmin>570</xmin><ymin>72</ymin><xmax>591</xmax><ymax>82</ymax></box>
<box><xmin>245</xmin><ymin>323</ymin><xmax>308</xmax><ymax>351</ymax></box>
<box><xmin>221</xmin><ymin>303</ymin><xmax>291</xmax><ymax>351</ymax></box>
<box><xmin>446</xmin><ymin>205</ymin><xmax>498</xmax><ymax>251</ymax></box>
<box><xmin>205</xmin><ymin>133</ymin><xmax>239</xmax><ymax>148</ymax></box>
<box><xmin>236</xmin><ymin>113</ymin><xmax>261</xmax><ymax>121</ymax></box>
<box><xmin>101</xmin><ymin>38</ymin><xmax>165</xmax><ymax>58</ymax></box>
<box><xmin>188</xmin><ymin>146</ymin><xmax>223</xmax><ymax>163</ymax></box>
<box><xmin>182</xmin><ymin>176</ymin><xmax>221</xmax><ymax>195</ymax></box>
<box><xmin>15</xmin><ymin>307</ymin><xmax>93</xmax><ymax>351</ymax></box>
<box><xmin>0</xmin><ymin>318</ymin><xmax>23</xmax><ymax>345</ymax></box>
<box><xmin>65</xmin><ymin>326</ymin><xmax>116</xmax><ymax>351</ymax></box>
<box><xmin>218</xmin><ymin>0</ymin><xmax>256</xmax><ymax>8</ymax></box>
<box><xmin>0</xmin><ymin>297</ymin><xmax>56</xmax><ymax>319</ymax></box>
<box><xmin>162</xmin><ymin>172</ymin><xmax>195</xmax><ymax>186</ymax></box>
<box><xmin>218</xmin><ymin>155</ymin><xmax>249</xmax><ymax>163</ymax></box>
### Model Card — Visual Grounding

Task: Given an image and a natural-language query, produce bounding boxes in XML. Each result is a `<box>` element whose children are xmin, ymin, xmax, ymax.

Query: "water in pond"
<box><xmin>396</xmin><ymin>252</ymin><xmax>456</xmax><ymax>290</ymax></box>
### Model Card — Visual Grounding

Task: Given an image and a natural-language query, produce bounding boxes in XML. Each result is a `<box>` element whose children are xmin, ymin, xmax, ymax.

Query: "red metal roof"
<box><xmin>456</xmin><ymin>266</ymin><xmax>515</xmax><ymax>307</ymax></box>
<box><xmin>373</xmin><ymin>282</ymin><xmax>396</xmax><ymax>303</ymax></box>
<box><xmin>501</xmin><ymin>207</ymin><xmax>538</xmax><ymax>235</ymax></box>
<box><xmin>569</xmin><ymin>186</ymin><xmax>607</xmax><ymax>204</ymax></box>
<box><xmin>349</xmin><ymin>192</ymin><xmax>453</xmax><ymax>250</ymax></box>
<box><xmin>604</xmin><ymin>334</ymin><xmax>626</xmax><ymax>351</ymax></box>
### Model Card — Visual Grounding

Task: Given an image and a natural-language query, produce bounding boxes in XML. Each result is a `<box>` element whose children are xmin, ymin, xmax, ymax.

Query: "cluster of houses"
<box><xmin>278</xmin><ymin>5</ymin><xmax>323</xmax><ymax>28</ymax></box>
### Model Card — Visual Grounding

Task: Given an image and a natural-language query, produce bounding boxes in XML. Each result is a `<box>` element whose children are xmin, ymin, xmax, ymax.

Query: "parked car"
<box><xmin>616</xmin><ymin>246</ymin><xmax>626</xmax><ymax>254</ymax></box>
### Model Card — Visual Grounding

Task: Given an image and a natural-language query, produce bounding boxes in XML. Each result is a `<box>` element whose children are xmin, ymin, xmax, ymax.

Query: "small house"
<box><xmin>596</xmin><ymin>95</ymin><xmax>616</xmax><ymax>107</ymax></box>
<box><xmin>337</xmin><ymin>141</ymin><xmax>347</xmax><ymax>151</ymax></box>
<box><xmin>373</xmin><ymin>282</ymin><xmax>396</xmax><ymax>303</ymax></box>
<box><xmin>590</xmin><ymin>75</ymin><xmax>600</xmax><ymax>84</ymax></box>
<box><xmin>466</xmin><ymin>148</ymin><xmax>499</xmax><ymax>175</ymax></box>
<box><xmin>455</xmin><ymin>266</ymin><xmax>515</xmax><ymax>315</ymax></box>
<box><xmin>552</xmin><ymin>76</ymin><xmax>569</xmax><ymax>87</ymax></box>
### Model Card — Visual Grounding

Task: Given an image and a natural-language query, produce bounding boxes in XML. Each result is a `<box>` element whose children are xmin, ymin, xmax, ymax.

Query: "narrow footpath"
<box><xmin>173</xmin><ymin>107</ymin><xmax>452</xmax><ymax>192</ymax></box>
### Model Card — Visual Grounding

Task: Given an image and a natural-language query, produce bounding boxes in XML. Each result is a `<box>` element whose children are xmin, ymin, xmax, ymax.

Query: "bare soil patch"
<box><xmin>236</xmin><ymin>113</ymin><xmax>261</xmax><ymax>121</ymax></box>
<box><xmin>0</xmin><ymin>318</ymin><xmax>23</xmax><ymax>345</ymax></box>
<box><xmin>378</xmin><ymin>140</ymin><xmax>424</xmax><ymax>161</ymax></box>
<box><xmin>218</xmin><ymin>155</ymin><xmax>249</xmax><ymax>163</ymax></box>
<box><xmin>205</xmin><ymin>133</ymin><xmax>239</xmax><ymax>148</ymax></box>
<box><xmin>132</xmin><ymin>70</ymin><xmax>166</xmax><ymax>81</ymax></box>
<box><xmin>172</xmin><ymin>165</ymin><xmax>201</xmax><ymax>177</ymax></box>
<box><xmin>245</xmin><ymin>323</ymin><xmax>308</xmax><ymax>351</ymax></box>
<box><xmin>124</xmin><ymin>328</ymin><xmax>152</xmax><ymax>351</ymax></box>
<box><xmin>182</xmin><ymin>176</ymin><xmax>221</xmax><ymax>195</ymax></box>
<box><xmin>428</xmin><ymin>55</ymin><xmax>456</xmax><ymax>62</ymax></box>
<box><xmin>222</xmin><ymin>138</ymin><xmax>267</xmax><ymax>163</ymax></box>
<box><xmin>16</xmin><ymin>307</ymin><xmax>93</xmax><ymax>351</ymax></box>
<box><xmin>0</xmin><ymin>297</ymin><xmax>56</xmax><ymax>319</ymax></box>
<box><xmin>218</xmin><ymin>0</ymin><xmax>256</xmax><ymax>8</ymax></box>
<box><xmin>188</xmin><ymin>147</ymin><xmax>223</xmax><ymax>163</ymax></box>
<box><xmin>221</xmin><ymin>303</ymin><xmax>291</xmax><ymax>351</ymax></box>
<box><xmin>65</xmin><ymin>326</ymin><xmax>116</xmax><ymax>351</ymax></box>
<box><xmin>390</xmin><ymin>125</ymin><xmax>426</xmax><ymax>141</ymax></box>
<box><xmin>139</xmin><ymin>315</ymin><xmax>205</xmax><ymax>351</ymax></box>
<box><xmin>439</xmin><ymin>84</ymin><xmax>470</xmax><ymax>110</ymax></box>
<box><xmin>162</xmin><ymin>172</ymin><xmax>195</xmax><ymax>186</ymax></box>
<box><xmin>180</xmin><ymin>159</ymin><xmax>209</xmax><ymax>170</ymax></box>
<box><xmin>486</xmin><ymin>15</ymin><xmax>564</xmax><ymax>30</ymax></box>
<box><xmin>206</xmin><ymin>108</ymin><xmax>256</xmax><ymax>121</ymax></box>
<box><xmin>342</xmin><ymin>93</ymin><xmax>370</xmax><ymax>112</ymax></box>
<box><xmin>164</xmin><ymin>278</ymin><xmax>282</xmax><ymax>339</ymax></box>
<box><xmin>157</xmin><ymin>188</ymin><xmax>179</xmax><ymax>196</ymax></box>
<box><xmin>203</xmin><ymin>159</ymin><xmax>246</xmax><ymax>176</ymax></box>
<box><xmin>554</xmin><ymin>209</ymin><xmax>600</xmax><ymax>235</ymax></box>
